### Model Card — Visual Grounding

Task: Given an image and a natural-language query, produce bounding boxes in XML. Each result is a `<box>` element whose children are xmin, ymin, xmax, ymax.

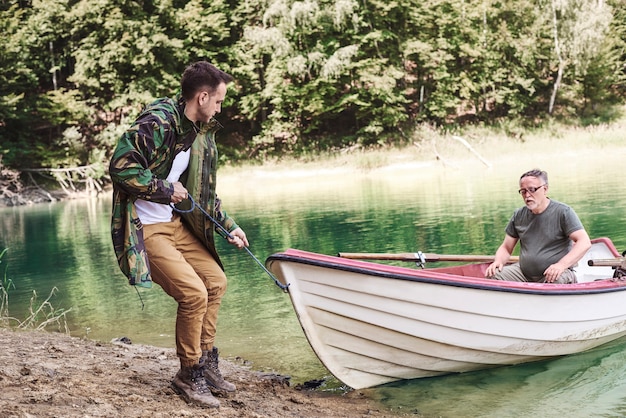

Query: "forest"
<box><xmin>1</xmin><ymin>0</ymin><xmax>625</xmax><ymax>173</ymax></box>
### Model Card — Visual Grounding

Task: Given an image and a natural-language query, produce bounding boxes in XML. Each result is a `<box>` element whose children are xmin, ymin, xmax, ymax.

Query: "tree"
<box><xmin>1</xmin><ymin>0</ymin><xmax>625</xmax><ymax>170</ymax></box>
<box><xmin>548</xmin><ymin>0</ymin><xmax>614</xmax><ymax>114</ymax></box>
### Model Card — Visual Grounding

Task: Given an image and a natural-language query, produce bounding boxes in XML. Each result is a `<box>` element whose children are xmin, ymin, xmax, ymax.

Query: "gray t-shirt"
<box><xmin>505</xmin><ymin>199</ymin><xmax>584</xmax><ymax>280</ymax></box>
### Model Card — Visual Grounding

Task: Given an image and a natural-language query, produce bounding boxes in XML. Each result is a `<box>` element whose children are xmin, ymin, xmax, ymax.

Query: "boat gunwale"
<box><xmin>267</xmin><ymin>249</ymin><xmax>626</xmax><ymax>296</ymax></box>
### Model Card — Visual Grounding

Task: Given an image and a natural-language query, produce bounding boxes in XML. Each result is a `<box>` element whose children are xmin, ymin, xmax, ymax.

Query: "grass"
<box><xmin>0</xmin><ymin>249</ymin><xmax>11</xmax><ymax>321</ymax></box>
<box><xmin>219</xmin><ymin>113</ymin><xmax>626</xmax><ymax>178</ymax></box>
<box><xmin>0</xmin><ymin>248</ymin><xmax>71</xmax><ymax>333</ymax></box>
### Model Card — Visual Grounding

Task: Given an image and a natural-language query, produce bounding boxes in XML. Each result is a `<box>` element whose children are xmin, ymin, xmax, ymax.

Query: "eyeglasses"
<box><xmin>518</xmin><ymin>184</ymin><xmax>546</xmax><ymax>195</ymax></box>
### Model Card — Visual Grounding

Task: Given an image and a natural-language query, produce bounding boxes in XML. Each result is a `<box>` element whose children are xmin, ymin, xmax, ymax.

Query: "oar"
<box><xmin>337</xmin><ymin>252</ymin><xmax>519</xmax><ymax>263</ymax></box>
<box><xmin>588</xmin><ymin>258</ymin><xmax>625</xmax><ymax>267</ymax></box>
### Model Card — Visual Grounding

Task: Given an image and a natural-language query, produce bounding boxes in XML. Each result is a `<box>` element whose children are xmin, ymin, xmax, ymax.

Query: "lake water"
<box><xmin>2</xmin><ymin>149</ymin><xmax>626</xmax><ymax>417</ymax></box>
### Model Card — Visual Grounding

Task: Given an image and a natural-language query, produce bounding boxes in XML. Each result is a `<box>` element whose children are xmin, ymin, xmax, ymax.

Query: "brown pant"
<box><xmin>143</xmin><ymin>215</ymin><xmax>227</xmax><ymax>368</ymax></box>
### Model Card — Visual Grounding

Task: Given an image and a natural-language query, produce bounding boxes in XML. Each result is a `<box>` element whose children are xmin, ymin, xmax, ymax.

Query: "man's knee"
<box><xmin>207</xmin><ymin>273</ymin><xmax>227</xmax><ymax>298</ymax></box>
<box><xmin>555</xmin><ymin>269</ymin><xmax>577</xmax><ymax>284</ymax></box>
<box><xmin>180</xmin><ymin>283</ymin><xmax>209</xmax><ymax>311</ymax></box>
<box><xmin>490</xmin><ymin>264</ymin><xmax>526</xmax><ymax>282</ymax></box>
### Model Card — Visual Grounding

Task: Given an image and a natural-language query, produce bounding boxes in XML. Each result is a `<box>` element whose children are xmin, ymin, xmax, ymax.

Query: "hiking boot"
<box><xmin>201</xmin><ymin>347</ymin><xmax>236</xmax><ymax>395</ymax></box>
<box><xmin>171</xmin><ymin>363</ymin><xmax>220</xmax><ymax>408</ymax></box>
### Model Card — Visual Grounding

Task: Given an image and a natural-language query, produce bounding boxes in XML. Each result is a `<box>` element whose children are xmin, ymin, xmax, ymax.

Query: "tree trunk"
<box><xmin>549</xmin><ymin>0</ymin><xmax>564</xmax><ymax>115</ymax></box>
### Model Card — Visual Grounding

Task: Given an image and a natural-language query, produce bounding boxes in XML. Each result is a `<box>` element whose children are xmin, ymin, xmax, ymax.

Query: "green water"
<box><xmin>2</xmin><ymin>150</ymin><xmax>626</xmax><ymax>417</ymax></box>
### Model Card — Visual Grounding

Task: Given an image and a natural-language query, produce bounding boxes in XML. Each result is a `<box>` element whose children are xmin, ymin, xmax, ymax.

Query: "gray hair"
<box><xmin>520</xmin><ymin>169</ymin><xmax>548</xmax><ymax>185</ymax></box>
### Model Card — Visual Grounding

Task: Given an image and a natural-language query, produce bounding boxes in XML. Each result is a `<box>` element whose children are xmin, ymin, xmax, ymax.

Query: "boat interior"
<box><xmin>429</xmin><ymin>238</ymin><xmax>620</xmax><ymax>283</ymax></box>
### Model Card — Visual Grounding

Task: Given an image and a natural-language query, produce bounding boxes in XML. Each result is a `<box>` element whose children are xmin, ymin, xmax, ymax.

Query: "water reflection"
<box><xmin>372</xmin><ymin>337</ymin><xmax>626</xmax><ymax>417</ymax></box>
<box><xmin>2</xmin><ymin>152</ymin><xmax>626</xmax><ymax>415</ymax></box>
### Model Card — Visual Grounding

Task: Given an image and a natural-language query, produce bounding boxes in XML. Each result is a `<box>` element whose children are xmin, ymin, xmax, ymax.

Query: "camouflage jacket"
<box><xmin>109</xmin><ymin>94</ymin><xmax>239</xmax><ymax>287</ymax></box>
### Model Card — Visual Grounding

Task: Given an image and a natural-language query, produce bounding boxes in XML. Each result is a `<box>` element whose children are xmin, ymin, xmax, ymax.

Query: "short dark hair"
<box><xmin>520</xmin><ymin>169</ymin><xmax>548</xmax><ymax>184</ymax></box>
<box><xmin>181</xmin><ymin>61</ymin><xmax>233</xmax><ymax>101</ymax></box>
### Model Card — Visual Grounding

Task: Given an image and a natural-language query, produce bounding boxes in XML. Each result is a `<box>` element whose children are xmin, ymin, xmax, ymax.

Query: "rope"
<box><xmin>171</xmin><ymin>196</ymin><xmax>289</xmax><ymax>291</ymax></box>
<box><xmin>134</xmin><ymin>285</ymin><xmax>145</xmax><ymax>310</ymax></box>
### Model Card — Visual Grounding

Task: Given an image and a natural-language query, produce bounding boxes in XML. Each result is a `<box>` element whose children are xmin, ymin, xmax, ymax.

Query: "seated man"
<box><xmin>485</xmin><ymin>169</ymin><xmax>591</xmax><ymax>284</ymax></box>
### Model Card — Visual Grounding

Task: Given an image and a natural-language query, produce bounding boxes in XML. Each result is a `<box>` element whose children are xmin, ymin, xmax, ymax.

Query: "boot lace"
<box><xmin>207</xmin><ymin>350</ymin><xmax>225</xmax><ymax>379</ymax></box>
<box><xmin>190</xmin><ymin>367</ymin><xmax>211</xmax><ymax>393</ymax></box>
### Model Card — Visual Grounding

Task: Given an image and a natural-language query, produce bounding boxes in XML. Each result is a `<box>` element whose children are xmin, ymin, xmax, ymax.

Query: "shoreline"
<box><xmin>0</xmin><ymin>327</ymin><xmax>402</xmax><ymax>417</ymax></box>
<box><xmin>3</xmin><ymin>130</ymin><xmax>626</xmax><ymax>208</ymax></box>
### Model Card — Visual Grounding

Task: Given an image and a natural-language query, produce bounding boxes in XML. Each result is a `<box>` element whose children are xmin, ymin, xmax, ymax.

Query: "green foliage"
<box><xmin>38</xmin><ymin>89</ymin><xmax>91</xmax><ymax>126</ymax></box>
<box><xmin>0</xmin><ymin>0</ymin><xmax>624</xmax><ymax>169</ymax></box>
<box><xmin>66</xmin><ymin>0</ymin><xmax>187</xmax><ymax>107</ymax></box>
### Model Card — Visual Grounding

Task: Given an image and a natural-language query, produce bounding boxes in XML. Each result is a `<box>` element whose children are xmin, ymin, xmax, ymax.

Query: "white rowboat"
<box><xmin>265</xmin><ymin>238</ymin><xmax>626</xmax><ymax>389</ymax></box>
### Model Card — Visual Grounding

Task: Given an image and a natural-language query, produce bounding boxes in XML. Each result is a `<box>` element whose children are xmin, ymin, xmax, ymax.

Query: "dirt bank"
<box><xmin>0</xmin><ymin>328</ymin><xmax>405</xmax><ymax>418</ymax></box>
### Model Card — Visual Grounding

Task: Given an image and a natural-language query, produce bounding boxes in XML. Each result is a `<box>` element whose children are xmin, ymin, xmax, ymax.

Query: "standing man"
<box><xmin>485</xmin><ymin>169</ymin><xmax>591</xmax><ymax>284</ymax></box>
<box><xmin>109</xmin><ymin>61</ymin><xmax>248</xmax><ymax>408</ymax></box>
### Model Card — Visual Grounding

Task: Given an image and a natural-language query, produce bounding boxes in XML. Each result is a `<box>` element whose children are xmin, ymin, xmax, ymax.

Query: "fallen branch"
<box><xmin>19</xmin><ymin>164</ymin><xmax>105</xmax><ymax>200</ymax></box>
<box><xmin>451</xmin><ymin>135</ymin><xmax>491</xmax><ymax>168</ymax></box>
<box><xmin>422</xmin><ymin>141</ymin><xmax>459</xmax><ymax>169</ymax></box>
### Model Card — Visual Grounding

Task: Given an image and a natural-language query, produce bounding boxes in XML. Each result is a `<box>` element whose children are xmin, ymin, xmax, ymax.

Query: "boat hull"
<box><xmin>266</xmin><ymin>238</ymin><xmax>626</xmax><ymax>389</ymax></box>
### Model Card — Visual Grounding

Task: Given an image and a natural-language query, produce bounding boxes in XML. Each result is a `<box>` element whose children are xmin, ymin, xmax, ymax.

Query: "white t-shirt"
<box><xmin>135</xmin><ymin>149</ymin><xmax>190</xmax><ymax>225</ymax></box>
